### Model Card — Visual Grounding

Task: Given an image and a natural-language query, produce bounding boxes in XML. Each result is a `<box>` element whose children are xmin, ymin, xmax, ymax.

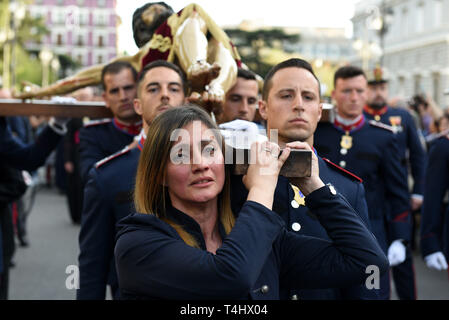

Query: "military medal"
<box><xmin>291</xmin><ymin>185</ymin><xmax>305</xmax><ymax>207</ymax></box>
<box><xmin>375</xmin><ymin>115</ymin><xmax>381</xmax><ymax>121</ymax></box>
<box><xmin>340</xmin><ymin>133</ymin><xmax>352</xmax><ymax>153</ymax></box>
<box><xmin>389</xmin><ymin>116</ymin><xmax>401</xmax><ymax>127</ymax></box>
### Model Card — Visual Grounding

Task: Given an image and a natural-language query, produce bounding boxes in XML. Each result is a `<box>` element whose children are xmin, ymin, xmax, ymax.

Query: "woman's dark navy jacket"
<box><xmin>114</xmin><ymin>185</ymin><xmax>389</xmax><ymax>300</ymax></box>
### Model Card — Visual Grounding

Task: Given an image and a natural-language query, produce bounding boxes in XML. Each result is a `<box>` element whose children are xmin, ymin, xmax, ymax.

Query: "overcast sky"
<box><xmin>116</xmin><ymin>0</ymin><xmax>361</xmax><ymax>54</ymax></box>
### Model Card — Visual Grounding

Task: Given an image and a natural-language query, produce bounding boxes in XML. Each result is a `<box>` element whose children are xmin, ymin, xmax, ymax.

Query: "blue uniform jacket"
<box><xmin>79</xmin><ymin>119</ymin><xmax>136</xmax><ymax>183</ymax></box>
<box><xmin>0</xmin><ymin>117</ymin><xmax>61</xmax><ymax>171</ymax></box>
<box><xmin>314</xmin><ymin>119</ymin><xmax>411</xmax><ymax>250</ymax></box>
<box><xmin>77</xmin><ymin>146</ymin><xmax>140</xmax><ymax>300</ymax></box>
<box><xmin>364</xmin><ymin>106</ymin><xmax>426</xmax><ymax>196</ymax></box>
<box><xmin>114</xmin><ymin>185</ymin><xmax>388</xmax><ymax>300</ymax></box>
<box><xmin>7</xmin><ymin>116</ymin><xmax>33</xmax><ymax>144</ymax></box>
<box><xmin>230</xmin><ymin>156</ymin><xmax>378</xmax><ymax>300</ymax></box>
<box><xmin>1</xmin><ymin>117</ymin><xmax>61</xmax><ymax>274</ymax></box>
<box><xmin>420</xmin><ymin>137</ymin><xmax>449</xmax><ymax>259</ymax></box>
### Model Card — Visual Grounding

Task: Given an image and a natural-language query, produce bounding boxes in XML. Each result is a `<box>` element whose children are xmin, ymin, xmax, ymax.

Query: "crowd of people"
<box><xmin>1</xmin><ymin>2</ymin><xmax>449</xmax><ymax>301</ymax></box>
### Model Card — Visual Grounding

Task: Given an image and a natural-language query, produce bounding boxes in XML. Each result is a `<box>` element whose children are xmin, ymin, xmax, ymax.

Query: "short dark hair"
<box><xmin>333</xmin><ymin>65</ymin><xmax>366</xmax><ymax>88</ymax></box>
<box><xmin>237</xmin><ymin>68</ymin><xmax>257</xmax><ymax>81</ymax></box>
<box><xmin>262</xmin><ymin>58</ymin><xmax>321</xmax><ymax>101</ymax></box>
<box><xmin>138</xmin><ymin>60</ymin><xmax>188</xmax><ymax>95</ymax></box>
<box><xmin>101</xmin><ymin>61</ymin><xmax>138</xmax><ymax>90</ymax></box>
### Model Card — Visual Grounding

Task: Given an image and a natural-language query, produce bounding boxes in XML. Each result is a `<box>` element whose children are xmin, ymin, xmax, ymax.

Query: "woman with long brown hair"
<box><xmin>114</xmin><ymin>105</ymin><xmax>388</xmax><ymax>299</ymax></box>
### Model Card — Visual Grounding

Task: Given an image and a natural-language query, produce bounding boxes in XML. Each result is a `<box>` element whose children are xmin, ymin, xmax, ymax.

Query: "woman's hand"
<box><xmin>243</xmin><ymin>141</ymin><xmax>290</xmax><ymax>210</ymax></box>
<box><xmin>285</xmin><ymin>141</ymin><xmax>325</xmax><ymax>196</ymax></box>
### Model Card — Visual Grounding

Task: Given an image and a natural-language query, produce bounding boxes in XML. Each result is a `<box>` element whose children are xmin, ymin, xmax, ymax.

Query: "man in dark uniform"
<box><xmin>0</xmin><ymin>93</ymin><xmax>67</xmax><ymax>299</ymax></box>
<box><xmin>364</xmin><ymin>67</ymin><xmax>426</xmax><ymax>300</ymax></box>
<box><xmin>216</xmin><ymin>68</ymin><xmax>260</xmax><ymax>124</ymax></box>
<box><xmin>420</xmin><ymin>113</ymin><xmax>449</xmax><ymax>273</ymax></box>
<box><xmin>6</xmin><ymin>115</ymin><xmax>34</xmax><ymax>246</ymax></box>
<box><xmin>79</xmin><ymin>61</ymin><xmax>142</xmax><ymax>183</ymax></box>
<box><xmin>314</xmin><ymin>65</ymin><xmax>412</xmax><ymax>300</ymax></box>
<box><xmin>229</xmin><ymin>58</ymin><xmax>382</xmax><ymax>299</ymax></box>
<box><xmin>77</xmin><ymin>60</ymin><xmax>187</xmax><ymax>299</ymax></box>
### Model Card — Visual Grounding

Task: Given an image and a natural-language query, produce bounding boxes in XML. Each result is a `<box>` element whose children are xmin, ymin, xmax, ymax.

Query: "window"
<box><xmin>401</xmin><ymin>7</ymin><xmax>408</xmax><ymax>37</ymax></box>
<box><xmin>98</xmin><ymin>35</ymin><xmax>104</xmax><ymax>47</ymax></box>
<box><xmin>416</xmin><ymin>3</ymin><xmax>424</xmax><ymax>33</ymax></box>
<box><xmin>77</xmin><ymin>54</ymin><xmax>83</xmax><ymax>64</ymax></box>
<box><xmin>77</xmin><ymin>35</ymin><xmax>84</xmax><ymax>46</ymax></box>
<box><xmin>98</xmin><ymin>0</ymin><xmax>106</xmax><ymax>7</ymax></box>
<box><xmin>80</xmin><ymin>13</ymin><xmax>88</xmax><ymax>25</ymax></box>
<box><xmin>434</xmin><ymin>0</ymin><xmax>442</xmax><ymax>28</ymax></box>
<box><xmin>97</xmin><ymin>55</ymin><xmax>103</xmax><ymax>64</ymax></box>
<box><xmin>57</xmin><ymin>11</ymin><xmax>64</xmax><ymax>24</ymax></box>
<box><xmin>97</xmin><ymin>13</ymin><xmax>106</xmax><ymax>26</ymax></box>
<box><xmin>57</xmin><ymin>34</ymin><xmax>63</xmax><ymax>46</ymax></box>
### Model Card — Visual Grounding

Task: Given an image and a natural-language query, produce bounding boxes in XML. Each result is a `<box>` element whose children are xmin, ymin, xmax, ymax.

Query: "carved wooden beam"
<box><xmin>320</xmin><ymin>103</ymin><xmax>335</xmax><ymax>123</ymax></box>
<box><xmin>0</xmin><ymin>99</ymin><xmax>113</xmax><ymax>118</ymax></box>
<box><xmin>229</xmin><ymin>147</ymin><xmax>312</xmax><ymax>178</ymax></box>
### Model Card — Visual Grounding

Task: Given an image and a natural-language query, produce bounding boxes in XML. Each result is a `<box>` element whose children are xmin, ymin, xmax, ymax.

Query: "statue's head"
<box><xmin>132</xmin><ymin>2</ymin><xmax>174</xmax><ymax>48</ymax></box>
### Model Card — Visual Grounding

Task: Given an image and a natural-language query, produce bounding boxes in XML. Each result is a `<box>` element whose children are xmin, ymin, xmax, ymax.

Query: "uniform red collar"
<box><xmin>333</xmin><ymin>115</ymin><xmax>365</xmax><ymax>133</ymax></box>
<box><xmin>113</xmin><ymin>118</ymin><xmax>142</xmax><ymax>136</ymax></box>
<box><xmin>364</xmin><ymin>105</ymin><xmax>388</xmax><ymax>117</ymax></box>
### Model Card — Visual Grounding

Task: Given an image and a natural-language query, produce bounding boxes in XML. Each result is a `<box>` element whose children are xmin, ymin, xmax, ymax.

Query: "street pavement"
<box><xmin>8</xmin><ymin>186</ymin><xmax>449</xmax><ymax>300</ymax></box>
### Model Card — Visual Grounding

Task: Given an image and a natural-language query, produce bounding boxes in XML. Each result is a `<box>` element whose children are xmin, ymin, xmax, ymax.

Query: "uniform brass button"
<box><xmin>253</xmin><ymin>285</ymin><xmax>270</xmax><ymax>294</ymax></box>
<box><xmin>260</xmin><ymin>285</ymin><xmax>269</xmax><ymax>294</ymax></box>
<box><xmin>339</xmin><ymin>161</ymin><xmax>346</xmax><ymax>168</ymax></box>
<box><xmin>340</xmin><ymin>148</ymin><xmax>348</xmax><ymax>155</ymax></box>
<box><xmin>328</xmin><ymin>184</ymin><xmax>337</xmax><ymax>195</ymax></box>
<box><xmin>292</xmin><ymin>222</ymin><xmax>301</xmax><ymax>232</ymax></box>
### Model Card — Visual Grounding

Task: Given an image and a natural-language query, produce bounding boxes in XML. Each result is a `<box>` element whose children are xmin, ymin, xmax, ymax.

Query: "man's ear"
<box><xmin>317</xmin><ymin>102</ymin><xmax>323</xmax><ymax>122</ymax></box>
<box><xmin>133</xmin><ymin>98</ymin><xmax>143</xmax><ymax>116</ymax></box>
<box><xmin>258</xmin><ymin>100</ymin><xmax>268</xmax><ymax>120</ymax></box>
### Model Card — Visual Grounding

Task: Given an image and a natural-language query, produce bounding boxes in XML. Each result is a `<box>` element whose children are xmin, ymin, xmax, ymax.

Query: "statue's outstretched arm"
<box><xmin>14</xmin><ymin>44</ymin><xmax>150</xmax><ymax>99</ymax></box>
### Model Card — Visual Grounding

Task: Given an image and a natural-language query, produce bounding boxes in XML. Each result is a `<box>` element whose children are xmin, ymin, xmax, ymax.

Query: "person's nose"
<box><xmin>160</xmin><ymin>86</ymin><xmax>170</xmax><ymax>101</ymax></box>
<box><xmin>292</xmin><ymin>95</ymin><xmax>304</xmax><ymax>111</ymax></box>
<box><xmin>238</xmin><ymin>100</ymin><xmax>249</xmax><ymax>115</ymax></box>
<box><xmin>191</xmin><ymin>147</ymin><xmax>210</xmax><ymax>173</ymax></box>
<box><xmin>119</xmin><ymin>88</ymin><xmax>127</xmax><ymax>101</ymax></box>
<box><xmin>349</xmin><ymin>90</ymin><xmax>359</xmax><ymax>101</ymax></box>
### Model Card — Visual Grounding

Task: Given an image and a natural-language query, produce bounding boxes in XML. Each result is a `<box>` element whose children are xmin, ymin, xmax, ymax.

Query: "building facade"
<box><xmin>352</xmin><ymin>0</ymin><xmax>449</xmax><ymax>107</ymax></box>
<box><xmin>283</xmin><ymin>27</ymin><xmax>354</xmax><ymax>66</ymax></box>
<box><xmin>27</xmin><ymin>0</ymin><xmax>118</xmax><ymax>70</ymax></box>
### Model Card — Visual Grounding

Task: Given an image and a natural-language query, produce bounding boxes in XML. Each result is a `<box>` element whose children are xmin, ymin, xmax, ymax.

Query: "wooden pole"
<box><xmin>0</xmin><ymin>99</ymin><xmax>113</xmax><ymax>118</ymax></box>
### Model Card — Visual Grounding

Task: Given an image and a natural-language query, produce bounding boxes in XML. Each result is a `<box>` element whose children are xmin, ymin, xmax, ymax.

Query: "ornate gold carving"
<box><xmin>149</xmin><ymin>34</ymin><xmax>172</xmax><ymax>53</ymax></box>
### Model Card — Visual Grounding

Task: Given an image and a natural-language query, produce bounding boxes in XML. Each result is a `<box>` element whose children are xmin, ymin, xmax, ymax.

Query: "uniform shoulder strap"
<box><xmin>368</xmin><ymin>119</ymin><xmax>397</xmax><ymax>133</ymax></box>
<box><xmin>322</xmin><ymin>158</ymin><xmax>363</xmax><ymax>183</ymax></box>
<box><xmin>84</xmin><ymin>118</ymin><xmax>112</xmax><ymax>128</ymax></box>
<box><xmin>95</xmin><ymin>146</ymin><xmax>131</xmax><ymax>169</ymax></box>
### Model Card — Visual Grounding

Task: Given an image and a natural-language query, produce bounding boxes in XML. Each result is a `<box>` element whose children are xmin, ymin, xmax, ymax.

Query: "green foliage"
<box><xmin>57</xmin><ymin>54</ymin><xmax>82</xmax><ymax>77</ymax></box>
<box><xmin>14</xmin><ymin>45</ymin><xmax>44</xmax><ymax>86</ymax></box>
<box><xmin>0</xmin><ymin>0</ymin><xmax>50</xmax><ymax>88</ymax></box>
<box><xmin>15</xmin><ymin>10</ymin><xmax>49</xmax><ymax>45</ymax></box>
<box><xmin>225</xmin><ymin>27</ymin><xmax>300</xmax><ymax>77</ymax></box>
